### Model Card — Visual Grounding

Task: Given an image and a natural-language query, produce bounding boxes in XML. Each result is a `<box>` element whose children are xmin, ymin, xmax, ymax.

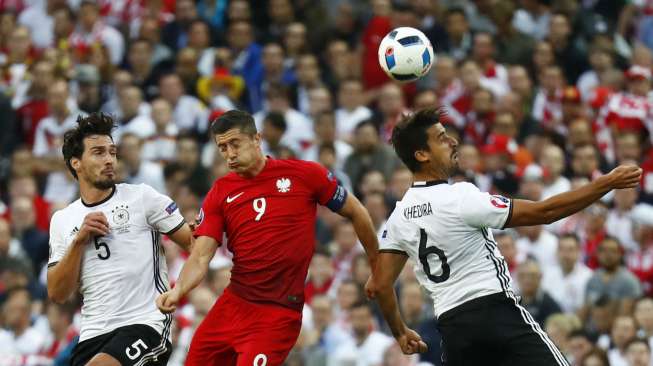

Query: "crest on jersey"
<box><xmin>277</xmin><ymin>178</ymin><xmax>291</xmax><ymax>193</ymax></box>
<box><xmin>490</xmin><ymin>195</ymin><xmax>509</xmax><ymax>209</ymax></box>
<box><xmin>111</xmin><ymin>205</ymin><xmax>131</xmax><ymax>233</ymax></box>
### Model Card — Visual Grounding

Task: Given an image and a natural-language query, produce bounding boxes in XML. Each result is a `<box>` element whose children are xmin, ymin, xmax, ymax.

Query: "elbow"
<box><xmin>47</xmin><ymin>287</ymin><xmax>67</xmax><ymax>304</ymax></box>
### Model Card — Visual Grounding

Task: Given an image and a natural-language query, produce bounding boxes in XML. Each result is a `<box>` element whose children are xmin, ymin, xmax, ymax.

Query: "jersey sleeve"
<box><xmin>457</xmin><ymin>183</ymin><xmax>513</xmax><ymax>229</ymax></box>
<box><xmin>378</xmin><ymin>219</ymin><xmax>413</xmax><ymax>256</ymax></box>
<box><xmin>141</xmin><ymin>184</ymin><xmax>185</xmax><ymax>235</ymax></box>
<box><xmin>48</xmin><ymin>212</ymin><xmax>68</xmax><ymax>267</ymax></box>
<box><xmin>194</xmin><ymin>183</ymin><xmax>224</xmax><ymax>244</ymax></box>
<box><xmin>302</xmin><ymin>161</ymin><xmax>348</xmax><ymax>212</ymax></box>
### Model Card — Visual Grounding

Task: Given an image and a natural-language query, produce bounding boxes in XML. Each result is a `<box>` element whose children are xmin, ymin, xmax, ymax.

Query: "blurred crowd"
<box><xmin>2</xmin><ymin>0</ymin><xmax>653</xmax><ymax>365</ymax></box>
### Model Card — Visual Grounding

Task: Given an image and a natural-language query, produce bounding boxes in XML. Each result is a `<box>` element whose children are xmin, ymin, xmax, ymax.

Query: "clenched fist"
<box><xmin>606</xmin><ymin>165</ymin><xmax>643</xmax><ymax>190</ymax></box>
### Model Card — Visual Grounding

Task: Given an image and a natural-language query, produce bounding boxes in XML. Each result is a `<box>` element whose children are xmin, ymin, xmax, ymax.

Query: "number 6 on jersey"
<box><xmin>253</xmin><ymin>198</ymin><xmax>266</xmax><ymax>221</ymax></box>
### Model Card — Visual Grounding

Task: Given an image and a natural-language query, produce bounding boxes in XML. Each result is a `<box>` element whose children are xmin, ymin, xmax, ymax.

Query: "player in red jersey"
<box><xmin>156</xmin><ymin>110</ymin><xmax>386</xmax><ymax>365</ymax></box>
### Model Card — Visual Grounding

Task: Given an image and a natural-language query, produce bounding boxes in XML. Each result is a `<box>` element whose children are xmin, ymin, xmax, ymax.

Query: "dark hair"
<box><xmin>391</xmin><ymin>108</ymin><xmax>441</xmax><ymax>172</ymax></box>
<box><xmin>62</xmin><ymin>113</ymin><xmax>115</xmax><ymax>179</ymax></box>
<box><xmin>318</xmin><ymin>142</ymin><xmax>336</xmax><ymax>155</ymax></box>
<box><xmin>559</xmin><ymin>233</ymin><xmax>580</xmax><ymax>245</ymax></box>
<box><xmin>263</xmin><ymin>112</ymin><xmax>287</xmax><ymax>132</ymax></box>
<box><xmin>445</xmin><ymin>7</ymin><xmax>467</xmax><ymax>19</ymax></box>
<box><xmin>210</xmin><ymin>110</ymin><xmax>257</xmax><ymax>136</ymax></box>
<box><xmin>625</xmin><ymin>337</ymin><xmax>650</xmax><ymax>352</ymax></box>
<box><xmin>350</xmin><ymin>300</ymin><xmax>372</xmax><ymax>312</ymax></box>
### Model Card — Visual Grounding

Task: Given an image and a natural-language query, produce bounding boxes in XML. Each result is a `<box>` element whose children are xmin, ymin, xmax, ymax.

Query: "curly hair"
<box><xmin>62</xmin><ymin>113</ymin><xmax>115</xmax><ymax>179</ymax></box>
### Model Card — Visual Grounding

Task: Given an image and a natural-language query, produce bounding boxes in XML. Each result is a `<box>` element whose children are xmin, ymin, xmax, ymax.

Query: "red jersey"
<box><xmin>195</xmin><ymin>158</ymin><xmax>346</xmax><ymax>311</ymax></box>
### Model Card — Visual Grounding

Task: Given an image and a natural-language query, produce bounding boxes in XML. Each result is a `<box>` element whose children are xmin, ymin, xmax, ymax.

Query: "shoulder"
<box><xmin>451</xmin><ymin>181</ymin><xmax>480</xmax><ymax>194</ymax></box>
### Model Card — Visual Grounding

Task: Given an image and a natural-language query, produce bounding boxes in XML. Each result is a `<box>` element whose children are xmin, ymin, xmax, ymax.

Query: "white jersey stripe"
<box><xmin>509</xmin><ymin>296</ymin><xmax>569</xmax><ymax>365</ymax></box>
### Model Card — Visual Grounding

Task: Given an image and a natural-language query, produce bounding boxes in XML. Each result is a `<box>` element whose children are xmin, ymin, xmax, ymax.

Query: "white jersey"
<box><xmin>380</xmin><ymin>180</ymin><xmax>516</xmax><ymax>318</ymax></box>
<box><xmin>48</xmin><ymin>183</ymin><xmax>185</xmax><ymax>342</ymax></box>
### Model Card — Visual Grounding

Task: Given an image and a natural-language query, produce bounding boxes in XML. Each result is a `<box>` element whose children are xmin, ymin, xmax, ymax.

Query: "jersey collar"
<box><xmin>81</xmin><ymin>185</ymin><xmax>116</xmax><ymax>207</ymax></box>
<box><xmin>412</xmin><ymin>179</ymin><xmax>448</xmax><ymax>188</ymax></box>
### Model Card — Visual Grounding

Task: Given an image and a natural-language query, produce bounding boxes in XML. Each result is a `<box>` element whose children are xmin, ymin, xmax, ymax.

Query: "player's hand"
<box><xmin>364</xmin><ymin>274</ymin><xmax>377</xmax><ymax>299</ymax></box>
<box><xmin>397</xmin><ymin>328</ymin><xmax>428</xmax><ymax>355</ymax></box>
<box><xmin>156</xmin><ymin>288</ymin><xmax>182</xmax><ymax>314</ymax></box>
<box><xmin>605</xmin><ymin>165</ymin><xmax>643</xmax><ymax>189</ymax></box>
<box><xmin>76</xmin><ymin>212</ymin><xmax>110</xmax><ymax>244</ymax></box>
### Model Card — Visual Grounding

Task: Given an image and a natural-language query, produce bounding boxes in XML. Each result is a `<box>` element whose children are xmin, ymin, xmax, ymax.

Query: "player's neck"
<box><xmin>237</xmin><ymin>155</ymin><xmax>267</xmax><ymax>179</ymax></box>
<box><xmin>79</xmin><ymin>180</ymin><xmax>115</xmax><ymax>206</ymax></box>
<box><xmin>413</xmin><ymin>166</ymin><xmax>449</xmax><ymax>183</ymax></box>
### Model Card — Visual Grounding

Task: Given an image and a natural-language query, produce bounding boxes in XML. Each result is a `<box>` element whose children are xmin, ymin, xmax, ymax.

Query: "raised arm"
<box><xmin>373</xmin><ymin>251</ymin><xmax>428</xmax><ymax>354</ymax></box>
<box><xmin>156</xmin><ymin>235</ymin><xmax>219</xmax><ymax>313</ymax></box>
<box><xmin>506</xmin><ymin>165</ymin><xmax>642</xmax><ymax>228</ymax></box>
<box><xmin>337</xmin><ymin>193</ymin><xmax>379</xmax><ymax>269</ymax></box>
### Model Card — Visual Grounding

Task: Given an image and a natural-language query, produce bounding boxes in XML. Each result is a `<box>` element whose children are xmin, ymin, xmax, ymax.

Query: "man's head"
<box><xmin>635</xmin><ymin>297</ymin><xmax>653</xmax><ymax>332</ymax></box>
<box><xmin>626</xmin><ymin>338</ymin><xmax>651</xmax><ymax>366</ymax></box>
<box><xmin>2</xmin><ymin>288</ymin><xmax>31</xmax><ymax>333</ymax></box>
<box><xmin>571</xmin><ymin>143</ymin><xmax>599</xmax><ymax>177</ymax></box>
<box><xmin>308</xmin><ymin>86</ymin><xmax>332</xmax><ymax>117</ymax></box>
<box><xmin>334</xmin><ymin>221</ymin><xmax>358</xmax><ymax>253</ymax></box>
<box><xmin>391</xmin><ymin>108</ymin><xmax>459</xmax><ymax>175</ymax></box>
<box><xmin>615</xmin><ymin>132</ymin><xmax>642</xmax><ymax>163</ymax></box>
<box><xmin>495</xmin><ymin>231</ymin><xmax>517</xmax><ymax>263</ymax></box>
<box><xmin>310</xmin><ymin>294</ymin><xmax>334</xmax><ymax>331</ymax></box>
<box><xmin>261</xmin><ymin>112</ymin><xmax>286</xmax><ymax>147</ymax></box>
<box><xmin>349</xmin><ymin>301</ymin><xmax>374</xmax><ymax>340</ymax></box>
<box><xmin>612</xmin><ymin>315</ymin><xmax>637</xmax><ymax>350</ymax></box>
<box><xmin>119</xmin><ymin>86</ymin><xmax>143</xmax><ymax>119</ymax></box>
<box><xmin>62</xmin><ymin>113</ymin><xmax>116</xmax><ymax>188</ymax></box>
<box><xmin>400</xmin><ymin>281</ymin><xmax>424</xmax><ymax>319</ymax></box>
<box><xmin>445</xmin><ymin>7</ymin><xmax>468</xmax><ymax>39</ymax></box>
<box><xmin>314</xmin><ymin>111</ymin><xmax>336</xmax><ymax>143</ymax></box>
<box><xmin>151</xmin><ymin>98</ymin><xmax>173</xmax><ymax>130</ymax></box>
<box><xmin>10</xmin><ymin>196</ymin><xmax>35</xmax><ymax>233</ymax></box>
<box><xmin>262</xmin><ymin>43</ymin><xmax>284</xmax><ymax>75</ymax></box>
<box><xmin>47</xmin><ymin>79</ymin><xmax>70</xmax><ymax>116</ymax></box>
<box><xmin>540</xmin><ymin>144</ymin><xmax>566</xmax><ymax>179</ymax></box>
<box><xmin>472</xmin><ymin>32</ymin><xmax>495</xmax><ymax>62</ymax></box>
<box><xmin>597</xmin><ymin>236</ymin><xmax>623</xmax><ymax>272</ymax></box>
<box><xmin>338</xmin><ymin>79</ymin><xmax>364</xmax><ymax>110</ymax></box>
<box><xmin>128</xmin><ymin>39</ymin><xmax>153</xmax><ymax>70</ymax></box>
<box><xmin>176</xmin><ymin>134</ymin><xmax>200</xmax><ymax>169</ymax></box>
<box><xmin>210</xmin><ymin>110</ymin><xmax>263</xmax><ymax>176</ymax></box>
<box><xmin>159</xmin><ymin>74</ymin><xmax>185</xmax><ymax>105</ymax></box>
<box><xmin>434</xmin><ymin>56</ymin><xmax>456</xmax><ymax>88</ymax></box>
<box><xmin>557</xmin><ymin>234</ymin><xmax>580</xmax><ymax>272</ymax></box>
<box><xmin>336</xmin><ymin>279</ymin><xmax>362</xmax><ymax>310</ymax></box>
<box><xmin>516</xmin><ymin>259</ymin><xmax>542</xmax><ymax>298</ymax></box>
<box><xmin>0</xmin><ymin>218</ymin><xmax>11</xmax><ymax>257</ymax></box>
<box><xmin>568</xmin><ymin>330</ymin><xmax>593</xmax><ymax>364</ymax></box>
<box><xmin>118</xmin><ymin>133</ymin><xmax>143</xmax><ymax>169</ymax></box>
<box><xmin>79</xmin><ymin>1</ymin><xmax>99</xmax><ymax>30</ymax></box>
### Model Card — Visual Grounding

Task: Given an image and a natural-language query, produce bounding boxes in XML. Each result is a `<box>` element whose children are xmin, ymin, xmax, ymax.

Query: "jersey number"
<box><xmin>253</xmin><ymin>354</ymin><xmax>267</xmax><ymax>366</ymax></box>
<box><xmin>418</xmin><ymin>228</ymin><xmax>450</xmax><ymax>283</ymax></box>
<box><xmin>253</xmin><ymin>198</ymin><xmax>266</xmax><ymax>221</ymax></box>
<box><xmin>125</xmin><ymin>339</ymin><xmax>149</xmax><ymax>360</ymax></box>
<box><xmin>94</xmin><ymin>237</ymin><xmax>110</xmax><ymax>260</ymax></box>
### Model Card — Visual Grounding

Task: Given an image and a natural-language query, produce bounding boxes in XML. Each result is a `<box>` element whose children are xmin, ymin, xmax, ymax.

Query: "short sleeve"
<box><xmin>141</xmin><ymin>184</ymin><xmax>185</xmax><ymax>235</ymax></box>
<box><xmin>457</xmin><ymin>183</ymin><xmax>513</xmax><ymax>229</ymax></box>
<box><xmin>378</xmin><ymin>220</ymin><xmax>413</xmax><ymax>256</ymax></box>
<box><xmin>194</xmin><ymin>184</ymin><xmax>224</xmax><ymax>244</ymax></box>
<box><xmin>48</xmin><ymin>212</ymin><xmax>68</xmax><ymax>267</ymax></box>
<box><xmin>303</xmin><ymin>161</ymin><xmax>347</xmax><ymax>212</ymax></box>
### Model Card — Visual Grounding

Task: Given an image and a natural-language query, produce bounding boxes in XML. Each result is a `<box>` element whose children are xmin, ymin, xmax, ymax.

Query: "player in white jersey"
<box><xmin>46</xmin><ymin>113</ymin><xmax>194</xmax><ymax>366</ymax></box>
<box><xmin>371</xmin><ymin>108</ymin><xmax>642</xmax><ymax>365</ymax></box>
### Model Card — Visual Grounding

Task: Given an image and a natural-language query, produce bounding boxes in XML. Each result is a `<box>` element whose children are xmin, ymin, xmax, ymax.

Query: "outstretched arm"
<box><xmin>373</xmin><ymin>251</ymin><xmax>428</xmax><ymax>354</ymax></box>
<box><xmin>156</xmin><ymin>235</ymin><xmax>219</xmax><ymax>313</ymax></box>
<box><xmin>338</xmin><ymin>193</ymin><xmax>379</xmax><ymax>269</ymax></box>
<box><xmin>506</xmin><ymin>165</ymin><xmax>642</xmax><ymax>228</ymax></box>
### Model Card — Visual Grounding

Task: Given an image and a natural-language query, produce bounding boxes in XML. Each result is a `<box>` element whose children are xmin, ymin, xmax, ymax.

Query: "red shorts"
<box><xmin>185</xmin><ymin>288</ymin><xmax>302</xmax><ymax>366</ymax></box>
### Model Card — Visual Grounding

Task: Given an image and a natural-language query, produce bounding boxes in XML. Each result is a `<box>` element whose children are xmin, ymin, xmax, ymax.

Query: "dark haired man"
<box><xmin>156</xmin><ymin>109</ymin><xmax>380</xmax><ymax>365</ymax></box>
<box><xmin>373</xmin><ymin>108</ymin><xmax>641</xmax><ymax>364</ymax></box>
<box><xmin>47</xmin><ymin>113</ymin><xmax>194</xmax><ymax>366</ymax></box>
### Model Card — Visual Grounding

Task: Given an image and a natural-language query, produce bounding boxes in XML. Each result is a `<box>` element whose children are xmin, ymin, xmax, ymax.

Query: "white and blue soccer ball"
<box><xmin>378</xmin><ymin>27</ymin><xmax>435</xmax><ymax>82</ymax></box>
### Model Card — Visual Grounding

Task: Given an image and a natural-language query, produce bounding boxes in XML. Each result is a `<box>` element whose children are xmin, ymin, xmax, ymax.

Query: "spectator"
<box><xmin>118</xmin><ymin>133</ymin><xmax>166</xmax><ymax>194</ymax></box>
<box><xmin>607</xmin><ymin>315</ymin><xmax>637</xmax><ymax>366</ymax></box>
<box><xmin>585</xmin><ymin>237</ymin><xmax>642</xmax><ymax>316</ymax></box>
<box><xmin>329</xmin><ymin>301</ymin><xmax>394</xmax><ymax>366</ymax></box>
<box><xmin>516</xmin><ymin>259</ymin><xmax>563</xmax><ymax>326</ymax></box>
<box><xmin>0</xmin><ymin>288</ymin><xmax>46</xmax><ymax>354</ymax></box>
<box><xmin>303</xmin><ymin>111</ymin><xmax>353</xmax><ymax>170</ymax></box>
<box><xmin>159</xmin><ymin>73</ymin><xmax>209</xmax><ymax>136</ymax></box>
<box><xmin>625</xmin><ymin>337</ymin><xmax>651</xmax><ymax>366</ymax></box>
<box><xmin>627</xmin><ymin>203</ymin><xmax>653</xmax><ymax>294</ymax></box>
<box><xmin>568</xmin><ymin>330</ymin><xmax>594</xmax><ymax>366</ymax></box>
<box><xmin>141</xmin><ymin>98</ymin><xmax>178</xmax><ymax>164</ymax></box>
<box><xmin>305</xmin><ymin>249</ymin><xmax>334</xmax><ymax>305</ymax></box>
<box><xmin>515</xmin><ymin>224</ymin><xmax>559</xmax><ymax>271</ymax></box>
<box><xmin>10</xmin><ymin>195</ymin><xmax>48</xmax><ymax>275</ymax></box>
<box><xmin>335</xmin><ymin>79</ymin><xmax>372</xmax><ymax>143</ymax></box>
<box><xmin>542</xmin><ymin>234</ymin><xmax>593</xmax><ymax>314</ymax></box>
<box><xmin>633</xmin><ymin>297</ymin><xmax>653</xmax><ymax>346</ymax></box>
<box><xmin>607</xmin><ymin>188</ymin><xmax>639</xmax><ymax>252</ymax></box>
<box><xmin>344</xmin><ymin>120</ymin><xmax>402</xmax><ymax>190</ymax></box>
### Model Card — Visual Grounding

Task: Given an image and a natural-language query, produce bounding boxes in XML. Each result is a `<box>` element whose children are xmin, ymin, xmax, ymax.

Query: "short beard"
<box><xmin>93</xmin><ymin>178</ymin><xmax>115</xmax><ymax>190</ymax></box>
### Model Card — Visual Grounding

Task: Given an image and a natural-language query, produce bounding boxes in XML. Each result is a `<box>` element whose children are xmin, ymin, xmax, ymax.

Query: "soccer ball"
<box><xmin>378</xmin><ymin>27</ymin><xmax>435</xmax><ymax>82</ymax></box>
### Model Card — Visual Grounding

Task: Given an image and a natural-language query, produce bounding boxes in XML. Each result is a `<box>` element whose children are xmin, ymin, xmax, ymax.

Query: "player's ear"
<box><xmin>414</xmin><ymin>149</ymin><xmax>429</xmax><ymax>163</ymax></box>
<box><xmin>71</xmin><ymin>157</ymin><xmax>81</xmax><ymax>173</ymax></box>
<box><xmin>253</xmin><ymin>132</ymin><xmax>261</xmax><ymax>146</ymax></box>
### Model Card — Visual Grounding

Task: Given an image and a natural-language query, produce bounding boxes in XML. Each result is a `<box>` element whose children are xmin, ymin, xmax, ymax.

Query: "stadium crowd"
<box><xmin>1</xmin><ymin>0</ymin><xmax>653</xmax><ymax>365</ymax></box>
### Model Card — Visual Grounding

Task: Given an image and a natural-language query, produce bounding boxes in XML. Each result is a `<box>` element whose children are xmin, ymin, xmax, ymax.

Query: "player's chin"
<box><xmin>93</xmin><ymin>178</ymin><xmax>116</xmax><ymax>190</ymax></box>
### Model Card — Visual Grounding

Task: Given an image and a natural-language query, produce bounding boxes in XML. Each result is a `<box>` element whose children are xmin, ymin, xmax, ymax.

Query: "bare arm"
<box><xmin>506</xmin><ymin>165</ymin><xmax>642</xmax><ymax>228</ymax></box>
<box><xmin>337</xmin><ymin>193</ymin><xmax>378</xmax><ymax>269</ymax></box>
<box><xmin>156</xmin><ymin>235</ymin><xmax>219</xmax><ymax>313</ymax></box>
<box><xmin>166</xmin><ymin>223</ymin><xmax>194</xmax><ymax>252</ymax></box>
<box><xmin>47</xmin><ymin>212</ymin><xmax>109</xmax><ymax>303</ymax></box>
<box><xmin>373</xmin><ymin>251</ymin><xmax>428</xmax><ymax>354</ymax></box>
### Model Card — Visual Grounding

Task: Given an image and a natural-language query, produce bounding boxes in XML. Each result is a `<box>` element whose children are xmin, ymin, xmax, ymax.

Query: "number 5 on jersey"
<box><xmin>253</xmin><ymin>198</ymin><xmax>266</xmax><ymax>221</ymax></box>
